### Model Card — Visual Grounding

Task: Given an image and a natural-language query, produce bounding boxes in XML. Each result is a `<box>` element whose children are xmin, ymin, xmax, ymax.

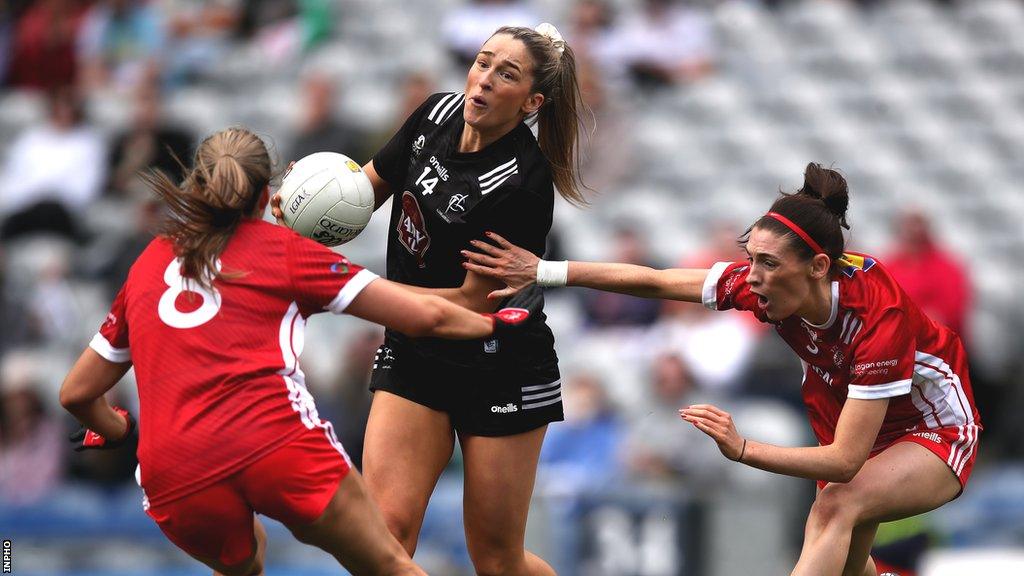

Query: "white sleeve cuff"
<box><xmin>325</xmin><ymin>269</ymin><xmax>380</xmax><ymax>314</ymax></box>
<box><xmin>89</xmin><ymin>333</ymin><xmax>131</xmax><ymax>363</ymax></box>
<box><xmin>847</xmin><ymin>379</ymin><xmax>912</xmax><ymax>400</ymax></box>
<box><xmin>702</xmin><ymin>262</ymin><xmax>731</xmax><ymax>311</ymax></box>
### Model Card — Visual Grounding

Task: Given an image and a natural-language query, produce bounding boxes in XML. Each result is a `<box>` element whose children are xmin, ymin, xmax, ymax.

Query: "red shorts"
<box><xmin>816</xmin><ymin>424</ymin><xmax>980</xmax><ymax>492</ymax></box>
<box><xmin>145</xmin><ymin>424</ymin><xmax>351</xmax><ymax>567</ymax></box>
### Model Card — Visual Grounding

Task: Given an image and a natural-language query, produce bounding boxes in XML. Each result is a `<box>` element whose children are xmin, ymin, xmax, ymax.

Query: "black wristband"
<box><xmin>736</xmin><ymin>438</ymin><xmax>747</xmax><ymax>463</ymax></box>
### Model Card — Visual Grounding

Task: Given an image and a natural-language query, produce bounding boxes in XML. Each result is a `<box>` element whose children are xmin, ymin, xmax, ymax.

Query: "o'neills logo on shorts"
<box><xmin>491</xmin><ymin>403</ymin><xmax>518</xmax><ymax>414</ymax></box>
<box><xmin>912</xmin><ymin>432</ymin><xmax>942</xmax><ymax>444</ymax></box>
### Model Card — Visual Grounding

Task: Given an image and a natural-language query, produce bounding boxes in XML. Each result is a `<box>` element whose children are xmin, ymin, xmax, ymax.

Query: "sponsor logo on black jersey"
<box><xmin>412</xmin><ymin>134</ymin><xmax>425</xmax><ymax>156</ymax></box>
<box><xmin>446</xmin><ymin>194</ymin><xmax>468</xmax><ymax>213</ymax></box>
<box><xmin>398</xmin><ymin>191</ymin><xmax>431</xmax><ymax>267</ymax></box>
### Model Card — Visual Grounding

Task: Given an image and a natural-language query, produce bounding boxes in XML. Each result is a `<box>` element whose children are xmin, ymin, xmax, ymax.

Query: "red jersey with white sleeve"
<box><xmin>89</xmin><ymin>219</ymin><xmax>378</xmax><ymax>507</ymax></box>
<box><xmin>702</xmin><ymin>253</ymin><xmax>981</xmax><ymax>469</ymax></box>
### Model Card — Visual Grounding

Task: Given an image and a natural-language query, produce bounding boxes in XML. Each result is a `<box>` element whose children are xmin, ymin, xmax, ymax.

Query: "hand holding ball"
<box><xmin>275</xmin><ymin>152</ymin><xmax>375</xmax><ymax>246</ymax></box>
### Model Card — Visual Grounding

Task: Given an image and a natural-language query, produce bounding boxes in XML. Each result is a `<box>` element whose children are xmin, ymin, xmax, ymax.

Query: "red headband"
<box><xmin>765</xmin><ymin>212</ymin><xmax>825</xmax><ymax>255</ymax></box>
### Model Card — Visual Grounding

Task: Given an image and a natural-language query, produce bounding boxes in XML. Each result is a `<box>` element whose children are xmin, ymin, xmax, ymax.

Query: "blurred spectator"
<box><xmin>236</xmin><ymin>0</ymin><xmax>332</xmax><ymax>66</ymax></box>
<box><xmin>77</xmin><ymin>0</ymin><xmax>167</xmax><ymax>92</ymax></box>
<box><xmin>538</xmin><ymin>371</ymin><xmax>623</xmax><ymax>493</ymax></box>
<box><xmin>0</xmin><ymin>355</ymin><xmax>63</xmax><ymax>505</ymax></box>
<box><xmin>441</xmin><ymin>0</ymin><xmax>538</xmax><ymax>68</ymax></box>
<box><xmin>5</xmin><ymin>0</ymin><xmax>89</xmax><ymax>90</ymax></box>
<box><xmin>565</xmin><ymin>0</ymin><xmax>614</xmax><ymax>65</ymax></box>
<box><xmin>884</xmin><ymin>209</ymin><xmax>971</xmax><ymax>344</ymax></box>
<box><xmin>106</xmin><ymin>79</ymin><xmax>194</xmax><ymax>198</ymax></box>
<box><xmin>602</xmin><ymin>0</ymin><xmax>714</xmax><ymax>90</ymax></box>
<box><xmin>84</xmin><ymin>196</ymin><xmax>162</xmax><ymax>299</ymax></box>
<box><xmin>315</xmin><ymin>328</ymin><xmax>383</xmax><ymax>471</ymax></box>
<box><xmin>621</xmin><ymin>353</ymin><xmax>728</xmax><ymax>488</ymax></box>
<box><xmin>579</xmin><ymin>225</ymin><xmax>662</xmax><ymax>328</ymax></box>
<box><xmin>159</xmin><ymin>0</ymin><xmax>240</xmax><ymax>86</ymax></box>
<box><xmin>288</xmin><ymin>72</ymin><xmax>373</xmax><ymax>165</ymax></box>
<box><xmin>366</xmin><ymin>71</ymin><xmax>437</xmax><ymax>156</ymax></box>
<box><xmin>575</xmin><ymin>58</ymin><xmax>633</xmax><ymax>192</ymax></box>
<box><xmin>0</xmin><ymin>2</ymin><xmax>11</xmax><ymax>84</ymax></box>
<box><xmin>0</xmin><ymin>86</ymin><xmax>105</xmax><ymax>241</ymax></box>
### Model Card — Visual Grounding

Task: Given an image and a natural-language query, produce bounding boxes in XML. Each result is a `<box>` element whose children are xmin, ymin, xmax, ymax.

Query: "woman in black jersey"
<box><xmin>274</xmin><ymin>23</ymin><xmax>586</xmax><ymax>575</ymax></box>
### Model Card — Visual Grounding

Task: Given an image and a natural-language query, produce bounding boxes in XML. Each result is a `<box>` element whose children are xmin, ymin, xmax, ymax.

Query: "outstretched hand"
<box><xmin>462</xmin><ymin>232</ymin><xmax>541</xmax><ymax>299</ymax></box>
<box><xmin>680</xmin><ymin>404</ymin><xmax>746</xmax><ymax>462</ymax></box>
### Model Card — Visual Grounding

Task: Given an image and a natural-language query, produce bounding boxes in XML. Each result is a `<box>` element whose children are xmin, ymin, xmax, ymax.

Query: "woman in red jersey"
<box><xmin>59</xmin><ymin>127</ymin><xmax>533</xmax><ymax>576</ymax></box>
<box><xmin>464</xmin><ymin>163</ymin><xmax>982</xmax><ymax>576</ymax></box>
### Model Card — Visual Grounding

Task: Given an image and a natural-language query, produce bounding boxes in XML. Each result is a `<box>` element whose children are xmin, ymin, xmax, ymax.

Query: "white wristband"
<box><xmin>536</xmin><ymin>259</ymin><xmax>569</xmax><ymax>287</ymax></box>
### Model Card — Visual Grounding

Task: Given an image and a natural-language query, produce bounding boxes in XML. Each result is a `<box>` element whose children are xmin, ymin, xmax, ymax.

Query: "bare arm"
<box><xmin>681</xmin><ymin>398</ymin><xmax>888</xmax><ymax>483</ymax></box>
<box><xmin>59</xmin><ymin>348</ymin><xmax>133</xmax><ymax>440</ymax></box>
<box><xmin>363</xmin><ymin>160</ymin><xmax>393</xmax><ymax>211</ymax></box>
<box><xmin>344</xmin><ymin>277</ymin><xmax>495</xmax><ymax>339</ymax></box>
<box><xmin>463</xmin><ymin>231</ymin><xmax>710</xmax><ymax>302</ymax></box>
<box><xmin>397</xmin><ymin>268</ymin><xmax>506</xmax><ymax>313</ymax></box>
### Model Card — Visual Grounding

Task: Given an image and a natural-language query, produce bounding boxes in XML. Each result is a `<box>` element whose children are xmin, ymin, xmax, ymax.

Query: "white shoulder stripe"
<box><xmin>480</xmin><ymin>170</ymin><xmax>518</xmax><ymax>195</ymax></box>
<box><xmin>479</xmin><ymin>157</ymin><xmax>517</xmax><ymax>180</ymax></box>
<box><xmin>428</xmin><ymin>93</ymin><xmax>459</xmax><ymax>122</ymax></box>
<box><xmin>480</xmin><ymin>163</ymin><xmax>518</xmax><ymax>187</ymax></box>
<box><xmin>436</xmin><ymin>93</ymin><xmax>464</xmax><ymax>124</ymax></box>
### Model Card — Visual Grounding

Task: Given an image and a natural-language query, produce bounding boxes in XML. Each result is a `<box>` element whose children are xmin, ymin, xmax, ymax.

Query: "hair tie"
<box><xmin>535</xmin><ymin>22</ymin><xmax>565</xmax><ymax>55</ymax></box>
<box><xmin>766</xmin><ymin>212</ymin><xmax>825</xmax><ymax>255</ymax></box>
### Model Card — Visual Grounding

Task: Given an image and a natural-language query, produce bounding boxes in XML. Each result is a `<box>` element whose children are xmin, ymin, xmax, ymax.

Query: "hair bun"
<box><xmin>802</xmin><ymin>162</ymin><xmax>850</xmax><ymax>228</ymax></box>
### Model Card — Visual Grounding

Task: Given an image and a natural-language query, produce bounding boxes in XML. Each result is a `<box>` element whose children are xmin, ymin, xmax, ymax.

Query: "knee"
<box><xmin>470</xmin><ymin>555</ymin><xmax>517</xmax><ymax>576</ymax></box>
<box><xmin>809</xmin><ymin>485</ymin><xmax>866</xmax><ymax>529</ymax></box>
<box><xmin>467</xmin><ymin>542</ymin><xmax>522</xmax><ymax>576</ymax></box>
<box><xmin>377</xmin><ymin>506</ymin><xmax>421</xmax><ymax>553</ymax></box>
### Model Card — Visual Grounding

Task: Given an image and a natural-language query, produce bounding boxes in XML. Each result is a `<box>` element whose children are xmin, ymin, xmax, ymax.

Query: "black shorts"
<box><xmin>369</xmin><ymin>344</ymin><xmax>563</xmax><ymax>437</ymax></box>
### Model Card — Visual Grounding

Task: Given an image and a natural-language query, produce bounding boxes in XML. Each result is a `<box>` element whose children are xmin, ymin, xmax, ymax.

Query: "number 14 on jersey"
<box><xmin>415</xmin><ymin>166</ymin><xmax>439</xmax><ymax>196</ymax></box>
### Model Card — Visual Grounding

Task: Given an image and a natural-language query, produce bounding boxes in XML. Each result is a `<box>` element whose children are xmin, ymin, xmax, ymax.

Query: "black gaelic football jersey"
<box><xmin>372</xmin><ymin>92</ymin><xmax>557</xmax><ymax>368</ymax></box>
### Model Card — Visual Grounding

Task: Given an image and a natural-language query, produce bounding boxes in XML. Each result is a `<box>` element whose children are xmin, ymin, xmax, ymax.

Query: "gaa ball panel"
<box><xmin>309</xmin><ymin>215</ymin><xmax>363</xmax><ymax>247</ymax></box>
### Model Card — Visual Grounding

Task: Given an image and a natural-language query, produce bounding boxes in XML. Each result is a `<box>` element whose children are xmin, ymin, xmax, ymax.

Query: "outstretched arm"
<box><xmin>344</xmin><ymin>277</ymin><xmax>533</xmax><ymax>340</ymax></box>
<box><xmin>463</xmin><ymin>231</ymin><xmax>710</xmax><ymax>302</ymax></box>
<box><xmin>681</xmin><ymin>398</ymin><xmax>888</xmax><ymax>483</ymax></box>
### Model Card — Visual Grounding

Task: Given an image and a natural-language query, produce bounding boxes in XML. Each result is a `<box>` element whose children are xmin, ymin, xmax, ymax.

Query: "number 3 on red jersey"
<box><xmin>157</xmin><ymin>258</ymin><xmax>222</xmax><ymax>329</ymax></box>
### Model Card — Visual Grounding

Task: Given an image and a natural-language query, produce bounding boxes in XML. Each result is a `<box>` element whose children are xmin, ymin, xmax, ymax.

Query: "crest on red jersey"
<box><xmin>838</xmin><ymin>254</ymin><xmax>876</xmax><ymax>278</ymax></box>
<box><xmin>398</xmin><ymin>191</ymin><xmax>431</xmax><ymax>267</ymax></box>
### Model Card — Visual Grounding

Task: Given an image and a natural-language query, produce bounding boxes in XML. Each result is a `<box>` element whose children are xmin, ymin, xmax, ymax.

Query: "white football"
<box><xmin>277</xmin><ymin>152</ymin><xmax>375</xmax><ymax>246</ymax></box>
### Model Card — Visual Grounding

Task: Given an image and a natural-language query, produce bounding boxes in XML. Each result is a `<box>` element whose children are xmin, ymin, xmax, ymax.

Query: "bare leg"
<box><xmin>287</xmin><ymin>469</ymin><xmax>425</xmax><ymax>576</ymax></box>
<box><xmin>841</xmin><ymin>522</ymin><xmax>878</xmax><ymax>576</ymax></box>
<box><xmin>362</xmin><ymin>391</ymin><xmax>455</xmax><ymax>554</ymax></box>
<box><xmin>791</xmin><ymin>442</ymin><xmax>960</xmax><ymax>576</ymax></box>
<box><xmin>461</xmin><ymin>426</ymin><xmax>556</xmax><ymax>576</ymax></box>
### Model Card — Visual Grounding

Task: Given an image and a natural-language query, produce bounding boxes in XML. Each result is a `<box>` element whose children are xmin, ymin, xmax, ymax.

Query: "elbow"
<box><xmin>59</xmin><ymin>381</ymin><xmax>89</xmax><ymax>413</ymax></box>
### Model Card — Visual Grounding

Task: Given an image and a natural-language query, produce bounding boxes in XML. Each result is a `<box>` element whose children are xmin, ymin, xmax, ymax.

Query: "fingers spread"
<box><xmin>462</xmin><ymin>250</ymin><xmax>499</xmax><ymax>267</ymax></box>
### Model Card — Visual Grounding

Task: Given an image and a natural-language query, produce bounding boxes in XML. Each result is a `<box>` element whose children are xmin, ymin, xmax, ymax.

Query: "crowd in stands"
<box><xmin>0</xmin><ymin>3</ymin><xmax>1019</xmax><ymax>573</ymax></box>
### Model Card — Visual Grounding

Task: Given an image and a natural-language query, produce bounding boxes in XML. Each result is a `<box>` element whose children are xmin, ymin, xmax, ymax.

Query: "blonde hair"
<box><xmin>144</xmin><ymin>127</ymin><xmax>272</xmax><ymax>291</ymax></box>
